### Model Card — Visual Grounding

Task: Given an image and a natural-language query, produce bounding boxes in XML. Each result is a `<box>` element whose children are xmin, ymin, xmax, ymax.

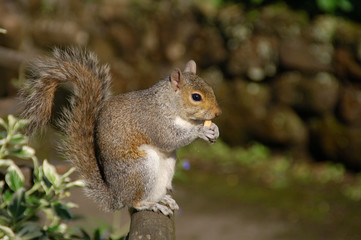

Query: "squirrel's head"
<box><xmin>170</xmin><ymin>60</ymin><xmax>222</xmax><ymax>121</ymax></box>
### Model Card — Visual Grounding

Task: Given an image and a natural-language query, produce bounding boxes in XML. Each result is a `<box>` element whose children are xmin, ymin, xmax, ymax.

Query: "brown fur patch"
<box><xmin>118</xmin><ymin>131</ymin><xmax>152</xmax><ymax>160</ymax></box>
<box><xmin>132</xmin><ymin>190</ymin><xmax>146</xmax><ymax>207</ymax></box>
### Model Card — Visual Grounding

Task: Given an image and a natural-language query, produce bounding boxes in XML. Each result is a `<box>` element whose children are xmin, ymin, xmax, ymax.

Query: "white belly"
<box><xmin>138</xmin><ymin>144</ymin><xmax>176</xmax><ymax>202</ymax></box>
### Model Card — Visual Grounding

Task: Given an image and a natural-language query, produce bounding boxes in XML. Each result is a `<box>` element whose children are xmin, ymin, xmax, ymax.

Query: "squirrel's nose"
<box><xmin>214</xmin><ymin>108</ymin><xmax>222</xmax><ymax>117</ymax></box>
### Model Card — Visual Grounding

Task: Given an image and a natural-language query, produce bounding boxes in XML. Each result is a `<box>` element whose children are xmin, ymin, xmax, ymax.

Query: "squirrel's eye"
<box><xmin>191</xmin><ymin>93</ymin><xmax>202</xmax><ymax>102</ymax></box>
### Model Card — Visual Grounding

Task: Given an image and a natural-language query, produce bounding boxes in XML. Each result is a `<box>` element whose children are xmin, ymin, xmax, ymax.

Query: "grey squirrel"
<box><xmin>20</xmin><ymin>48</ymin><xmax>221</xmax><ymax>215</ymax></box>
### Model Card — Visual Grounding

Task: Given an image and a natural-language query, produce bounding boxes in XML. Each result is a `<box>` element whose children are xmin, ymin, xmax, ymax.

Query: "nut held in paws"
<box><xmin>204</xmin><ymin>120</ymin><xmax>212</xmax><ymax>127</ymax></box>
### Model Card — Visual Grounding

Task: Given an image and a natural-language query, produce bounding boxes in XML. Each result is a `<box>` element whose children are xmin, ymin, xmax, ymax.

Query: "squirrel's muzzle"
<box><xmin>213</xmin><ymin>107</ymin><xmax>222</xmax><ymax>118</ymax></box>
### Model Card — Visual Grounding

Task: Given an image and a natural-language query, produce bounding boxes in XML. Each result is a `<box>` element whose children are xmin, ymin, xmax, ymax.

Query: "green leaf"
<box><xmin>8</xmin><ymin>188</ymin><xmax>26</xmax><ymax>221</ymax></box>
<box><xmin>9</xmin><ymin>146</ymin><xmax>35</xmax><ymax>159</ymax></box>
<box><xmin>79</xmin><ymin>228</ymin><xmax>91</xmax><ymax>240</ymax></box>
<box><xmin>0</xmin><ymin>225</ymin><xmax>15</xmax><ymax>238</ymax></box>
<box><xmin>25</xmin><ymin>195</ymin><xmax>41</xmax><ymax>207</ymax></box>
<box><xmin>9</xmin><ymin>134</ymin><xmax>28</xmax><ymax>145</ymax></box>
<box><xmin>64</xmin><ymin>180</ymin><xmax>85</xmax><ymax>189</ymax></box>
<box><xmin>0</xmin><ymin>215</ymin><xmax>11</xmax><ymax>226</ymax></box>
<box><xmin>93</xmin><ymin>228</ymin><xmax>101</xmax><ymax>240</ymax></box>
<box><xmin>22</xmin><ymin>146</ymin><xmax>35</xmax><ymax>157</ymax></box>
<box><xmin>317</xmin><ymin>0</ymin><xmax>338</xmax><ymax>12</ymax></box>
<box><xmin>65</xmin><ymin>202</ymin><xmax>78</xmax><ymax>209</ymax></box>
<box><xmin>42</xmin><ymin>160</ymin><xmax>59</xmax><ymax>187</ymax></box>
<box><xmin>7</xmin><ymin>115</ymin><xmax>16</xmax><ymax>131</ymax></box>
<box><xmin>3</xmin><ymin>190</ymin><xmax>13</xmax><ymax>204</ymax></box>
<box><xmin>16</xmin><ymin>222</ymin><xmax>43</xmax><ymax>240</ymax></box>
<box><xmin>5</xmin><ymin>165</ymin><xmax>24</xmax><ymax>191</ymax></box>
<box><xmin>339</xmin><ymin>0</ymin><xmax>353</xmax><ymax>12</ymax></box>
<box><xmin>0</xmin><ymin>159</ymin><xmax>14</xmax><ymax>168</ymax></box>
<box><xmin>41</xmin><ymin>176</ymin><xmax>52</xmax><ymax>193</ymax></box>
<box><xmin>0</xmin><ymin>208</ymin><xmax>11</xmax><ymax>225</ymax></box>
<box><xmin>31</xmin><ymin>157</ymin><xmax>40</xmax><ymax>182</ymax></box>
<box><xmin>52</xmin><ymin>201</ymin><xmax>73</xmax><ymax>221</ymax></box>
<box><xmin>13</xmin><ymin>119</ymin><xmax>29</xmax><ymax>132</ymax></box>
<box><xmin>60</xmin><ymin>167</ymin><xmax>76</xmax><ymax>181</ymax></box>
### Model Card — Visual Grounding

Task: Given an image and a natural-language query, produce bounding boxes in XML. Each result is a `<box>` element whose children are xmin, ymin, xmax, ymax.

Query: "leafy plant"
<box><xmin>0</xmin><ymin>115</ymin><xmax>86</xmax><ymax>240</ymax></box>
<box><xmin>316</xmin><ymin>0</ymin><xmax>353</xmax><ymax>13</ymax></box>
<box><xmin>0</xmin><ymin>115</ymin><xmax>128</xmax><ymax>240</ymax></box>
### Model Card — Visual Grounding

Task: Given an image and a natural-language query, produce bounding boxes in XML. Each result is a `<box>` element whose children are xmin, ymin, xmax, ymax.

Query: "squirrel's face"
<box><xmin>180</xmin><ymin>74</ymin><xmax>222</xmax><ymax>121</ymax></box>
<box><xmin>170</xmin><ymin>60</ymin><xmax>222</xmax><ymax>121</ymax></box>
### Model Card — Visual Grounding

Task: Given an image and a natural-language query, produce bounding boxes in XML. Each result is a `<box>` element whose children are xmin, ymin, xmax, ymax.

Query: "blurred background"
<box><xmin>1</xmin><ymin>0</ymin><xmax>361</xmax><ymax>239</ymax></box>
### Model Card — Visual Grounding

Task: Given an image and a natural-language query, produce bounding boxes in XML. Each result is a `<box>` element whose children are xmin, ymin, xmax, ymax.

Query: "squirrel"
<box><xmin>20</xmin><ymin>47</ymin><xmax>221</xmax><ymax>215</ymax></box>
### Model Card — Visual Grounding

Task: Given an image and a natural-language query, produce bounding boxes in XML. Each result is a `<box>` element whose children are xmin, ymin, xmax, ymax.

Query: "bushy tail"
<box><xmin>20</xmin><ymin>48</ymin><xmax>115</xmax><ymax>210</ymax></box>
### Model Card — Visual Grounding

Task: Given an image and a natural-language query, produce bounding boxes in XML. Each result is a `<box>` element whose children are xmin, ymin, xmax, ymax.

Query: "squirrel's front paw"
<box><xmin>198</xmin><ymin>123</ymin><xmax>219</xmax><ymax>143</ymax></box>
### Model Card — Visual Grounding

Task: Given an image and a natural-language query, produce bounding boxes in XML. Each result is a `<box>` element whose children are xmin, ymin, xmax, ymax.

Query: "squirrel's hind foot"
<box><xmin>159</xmin><ymin>194</ymin><xmax>179</xmax><ymax>210</ymax></box>
<box><xmin>134</xmin><ymin>195</ymin><xmax>179</xmax><ymax>216</ymax></box>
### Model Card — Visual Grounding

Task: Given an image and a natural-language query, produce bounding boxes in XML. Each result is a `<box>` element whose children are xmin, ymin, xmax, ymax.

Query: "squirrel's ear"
<box><xmin>170</xmin><ymin>68</ymin><xmax>183</xmax><ymax>91</ymax></box>
<box><xmin>184</xmin><ymin>60</ymin><xmax>196</xmax><ymax>74</ymax></box>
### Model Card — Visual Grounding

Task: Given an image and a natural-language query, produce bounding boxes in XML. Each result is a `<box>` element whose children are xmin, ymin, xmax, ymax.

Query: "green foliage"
<box><xmin>247</xmin><ymin>0</ymin><xmax>353</xmax><ymax>13</ymax></box>
<box><xmin>178</xmin><ymin>139</ymin><xmax>361</xmax><ymax>200</ymax></box>
<box><xmin>234</xmin><ymin>0</ymin><xmax>357</xmax><ymax>20</ymax></box>
<box><xmin>0</xmin><ymin>115</ymin><xmax>106</xmax><ymax>240</ymax></box>
<box><xmin>343</xmin><ymin>174</ymin><xmax>361</xmax><ymax>201</ymax></box>
<box><xmin>0</xmin><ymin>115</ymin><xmax>86</xmax><ymax>239</ymax></box>
<box><xmin>316</xmin><ymin>0</ymin><xmax>353</xmax><ymax>13</ymax></box>
<box><xmin>0</xmin><ymin>115</ymin><xmax>127</xmax><ymax>240</ymax></box>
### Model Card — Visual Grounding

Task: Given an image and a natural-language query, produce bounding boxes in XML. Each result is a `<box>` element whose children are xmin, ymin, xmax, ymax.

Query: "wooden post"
<box><xmin>127</xmin><ymin>209</ymin><xmax>175</xmax><ymax>240</ymax></box>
